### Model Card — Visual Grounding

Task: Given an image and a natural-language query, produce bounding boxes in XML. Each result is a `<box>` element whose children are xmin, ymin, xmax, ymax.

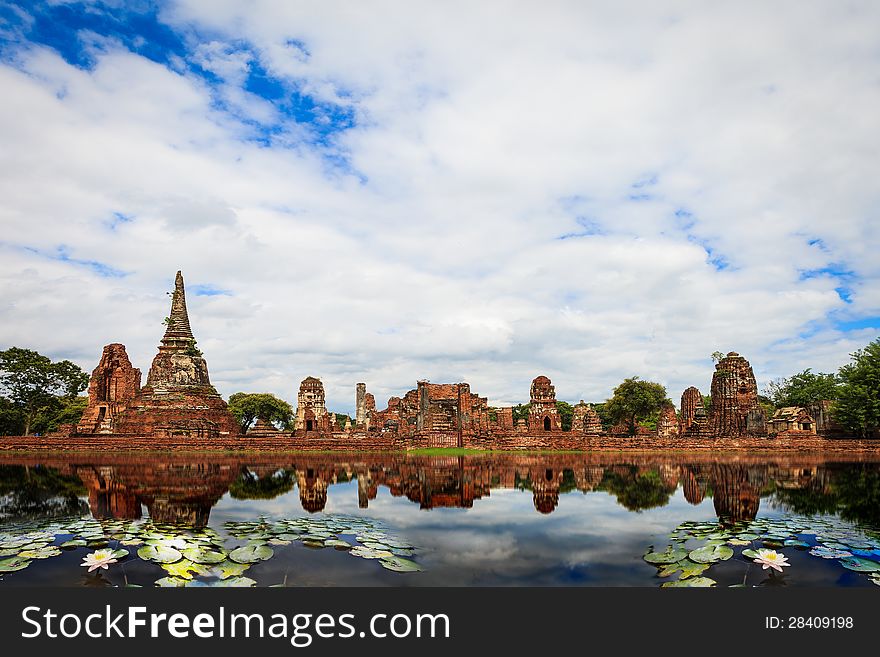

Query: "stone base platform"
<box><xmin>1</xmin><ymin>432</ymin><xmax>877</xmax><ymax>452</ymax></box>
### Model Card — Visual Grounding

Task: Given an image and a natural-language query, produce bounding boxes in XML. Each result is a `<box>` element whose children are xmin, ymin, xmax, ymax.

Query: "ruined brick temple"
<box><xmin>75</xmin><ymin>271</ymin><xmax>239</xmax><ymax>439</ymax></box>
<box><xmin>43</xmin><ymin>276</ymin><xmax>856</xmax><ymax>450</ymax></box>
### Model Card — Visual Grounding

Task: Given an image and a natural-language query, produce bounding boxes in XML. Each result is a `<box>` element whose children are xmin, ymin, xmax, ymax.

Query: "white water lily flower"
<box><xmin>81</xmin><ymin>549</ymin><xmax>118</xmax><ymax>573</ymax></box>
<box><xmin>753</xmin><ymin>548</ymin><xmax>790</xmax><ymax>572</ymax></box>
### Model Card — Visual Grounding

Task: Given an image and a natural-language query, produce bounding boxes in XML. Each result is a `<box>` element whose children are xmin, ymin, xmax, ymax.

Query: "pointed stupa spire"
<box><xmin>162</xmin><ymin>270</ymin><xmax>194</xmax><ymax>343</ymax></box>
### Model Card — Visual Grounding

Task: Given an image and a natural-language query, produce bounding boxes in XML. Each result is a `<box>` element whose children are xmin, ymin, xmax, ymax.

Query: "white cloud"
<box><xmin>1</xmin><ymin>1</ymin><xmax>878</xmax><ymax>414</ymax></box>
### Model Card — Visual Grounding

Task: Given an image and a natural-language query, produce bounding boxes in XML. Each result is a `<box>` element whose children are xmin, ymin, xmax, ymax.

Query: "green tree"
<box><xmin>227</xmin><ymin>392</ymin><xmax>294</xmax><ymax>433</ymax></box>
<box><xmin>590</xmin><ymin>402</ymin><xmax>612</xmax><ymax>431</ymax></box>
<box><xmin>229</xmin><ymin>468</ymin><xmax>296</xmax><ymax>500</ymax></box>
<box><xmin>833</xmin><ymin>338</ymin><xmax>880</xmax><ymax>438</ymax></box>
<box><xmin>511</xmin><ymin>403</ymin><xmax>530</xmax><ymax>425</ymax></box>
<box><xmin>764</xmin><ymin>369</ymin><xmax>839</xmax><ymax>408</ymax></box>
<box><xmin>32</xmin><ymin>396</ymin><xmax>89</xmax><ymax>435</ymax></box>
<box><xmin>604</xmin><ymin>377</ymin><xmax>669</xmax><ymax>436</ymax></box>
<box><xmin>555</xmin><ymin>401</ymin><xmax>574</xmax><ymax>431</ymax></box>
<box><xmin>0</xmin><ymin>396</ymin><xmax>24</xmax><ymax>436</ymax></box>
<box><xmin>0</xmin><ymin>347</ymin><xmax>88</xmax><ymax>435</ymax></box>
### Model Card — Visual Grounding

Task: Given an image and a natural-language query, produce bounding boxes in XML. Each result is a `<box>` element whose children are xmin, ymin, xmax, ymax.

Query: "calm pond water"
<box><xmin>1</xmin><ymin>452</ymin><xmax>879</xmax><ymax>587</ymax></box>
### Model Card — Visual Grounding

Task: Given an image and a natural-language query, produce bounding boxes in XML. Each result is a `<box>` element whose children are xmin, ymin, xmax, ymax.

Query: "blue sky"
<box><xmin>1</xmin><ymin>1</ymin><xmax>878</xmax><ymax>414</ymax></box>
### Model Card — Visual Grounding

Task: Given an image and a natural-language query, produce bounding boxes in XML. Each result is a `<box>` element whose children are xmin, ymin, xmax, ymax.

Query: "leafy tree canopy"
<box><xmin>0</xmin><ymin>347</ymin><xmax>88</xmax><ymax>435</ymax></box>
<box><xmin>555</xmin><ymin>401</ymin><xmax>574</xmax><ymax>431</ymax></box>
<box><xmin>764</xmin><ymin>368</ymin><xmax>839</xmax><ymax>408</ymax></box>
<box><xmin>604</xmin><ymin>377</ymin><xmax>670</xmax><ymax>436</ymax></box>
<box><xmin>833</xmin><ymin>338</ymin><xmax>880</xmax><ymax>438</ymax></box>
<box><xmin>227</xmin><ymin>392</ymin><xmax>294</xmax><ymax>433</ymax></box>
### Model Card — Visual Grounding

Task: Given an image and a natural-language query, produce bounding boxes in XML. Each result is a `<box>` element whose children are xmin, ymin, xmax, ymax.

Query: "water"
<box><xmin>1</xmin><ymin>452</ymin><xmax>879</xmax><ymax>587</ymax></box>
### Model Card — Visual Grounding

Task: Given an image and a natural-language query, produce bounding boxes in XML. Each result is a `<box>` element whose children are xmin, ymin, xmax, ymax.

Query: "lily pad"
<box><xmin>644</xmin><ymin>546</ymin><xmax>689</xmax><ymax>565</ymax></box>
<box><xmin>212</xmin><ymin>577</ymin><xmax>257</xmax><ymax>587</ymax></box>
<box><xmin>678</xmin><ymin>559</ymin><xmax>711</xmax><ymax>579</ymax></box>
<box><xmin>18</xmin><ymin>546</ymin><xmax>62</xmax><ymax>559</ymax></box>
<box><xmin>742</xmin><ymin>549</ymin><xmax>761</xmax><ymax>560</ymax></box>
<box><xmin>839</xmin><ymin>557</ymin><xmax>880</xmax><ymax>573</ymax></box>
<box><xmin>181</xmin><ymin>547</ymin><xmax>227</xmax><ymax>564</ymax></box>
<box><xmin>0</xmin><ymin>556</ymin><xmax>31</xmax><ymax>572</ymax></box>
<box><xmin>350</xmin><ymin>546</ymin><xmax>394</xmax><ymax>560</ymax></box>
<box><xmin>661</xmin><ymin>577</ymin><xmax>716</xmax><ymax>588</ymax></box>
<box><xmin>324</xmin><ymin>539</ymin><xmax>351</xmax><ymax>549</ymax></box>
<box><xmin>379</xmin><ymin>556</ymin><xmax>423</xmax><ymax>572</ymax></box>
<box><xmin>137</xmin><ymin>544</ymin><xmax>183</xmax><ymax>564</ymax></box>
<box><xmin>162</xmin><ymin>559</ymin><xmax>213</xmax><ymax>581</ymax></box>
<box><xmin>211</xmin><ymin>561</ymin><xmax>251</xmax><ymax>580</ymax></box>
<box><xmin>60</xmin><ymin>539</ymin><xmax>87</xmax><ymax>549</ymax></box>
<box><xmin>689</xmin><ymin>544</ymin><xmax>734</xmax><ymax>564</ymax></box>
<box><xmin>783</xmin><ymin>539</ymin><xmax>810</xmax><ymax>548</ymax></box>
<box><xmin>154</xmin><ymin>577</ymin><xmax>189</xmax><ymax>587</ymax></box>
<box><xmin>229</xmin><ymin>544</ymin><xmax>274</xmax><ymax>564</ymax></box>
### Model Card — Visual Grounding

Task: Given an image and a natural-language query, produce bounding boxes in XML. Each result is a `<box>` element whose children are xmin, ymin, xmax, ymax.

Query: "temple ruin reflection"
<box><xmin>2</xmin><ymin>453</ymin><xmax>879</xmax><ymax>525</ymax></box>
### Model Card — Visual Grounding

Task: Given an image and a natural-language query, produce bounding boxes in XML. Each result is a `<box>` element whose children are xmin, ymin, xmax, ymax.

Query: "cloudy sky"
<box><xmin>1</xmin><ymin>1</ymin><xmax>878</xmax><ymax>414</ymax></box>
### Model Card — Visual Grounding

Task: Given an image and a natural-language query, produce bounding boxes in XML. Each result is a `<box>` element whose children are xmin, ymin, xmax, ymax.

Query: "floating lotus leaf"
<box><xmin>109</xmin><ymin>548</ymin><xmax>128</xmax><ymax>559</ymax></box>
<box><xmin>59</xmin><ymin>539</ymin><xmax>87</xmax><ymax>549</ymax></box>
<box><xmin>736</xmin><ymin>533</ymin><xmax>759</xmax><ymax>541</ymax></box>
<box><xmin>350</xmin><ymin>546</ymin><xmax>393</xmax><ymax>560</ymax></box>
<box><xmin>211</xmin><ymin>577</ymin><xmax>257</xmax><ymax>587</ymax></box>
<box><xmin>302</xmin><ymin>540</ymin><xmax>325</xmax><ymax>549</ymax></box>
<box><xmin>727</xmin><ymin>539</ymin><xmax>750</xmax><ymax>546</ymax></box>
<box><xmin>324</xmin><ymin>539</ymin><xmax>351</xmax><ymax>549</ymax></box>
<box><xmin>137</xmin><ymin>544</ymin><xmax>183</xmax><ymax>564</ymax></box>
<box><xmin>0</xmin><ymin>556</ymin><xmax>31</xmax><ymax>572</ymax></box>
<box><xmin>678</xmin><ymin>559</ymin><xmax>711</xmax><ymax>579</ymax></box>
<box><xmin>390</xmin><ymin>547</ymin><xmax>415</xmax><ymax>557</ymax></box>
<box><xmin>661</xmin><ymin>577</ymin><xmax>716</xmax><ymax>588</ymax></box>
<box><xmin>18</xmin><ymin>546</ymin><xmax>62</xmax><ymax>560</ymax></box>
<box><xmin>689</xmin><ymin>544</ymin><xmax>733</xmax><ymax>564</ymax></box>
<box><xmin>380</xmin><ymin>556</ymin><xmax>423</xmax><ymax>572</ymax></box>
<box><xmin>162</xmin><ymin>559</ymin><xmax>213</xmax><ymax>581</ymax></box>
<box><xmin>154</xmin><ymin>577</ymin><xmax>188</xmax><ymax>588</ymax></box>
<box><xmin>181</xmin><ymin>547</ymin><xmax>227</xmax><ymax>564</ymax></box>
<box><xmin>644</xmin><ymin>546</ymin><xmax>689</xmax><ymax>565</ymax></box>
<box><xmin>839</xmin><ymin>557</ymin><xmax>880</xmax><ymax>573</ymax></box>
<box><xmin>362</xmin><ymin>541</ymin><xmax>391</xmax><ymax>551</ymax></box>
<box><xmin>21</xmin><ymin>541</ymin><xmax>50</xmax><ymax>550</ymax></box>
<box><xmin>657</xmin><ymin>562</ymin><xmax>682</xmax><ymax>578</ymax></box>
<box><xmin>0</xmin><ymin>548</ymin><xmax>20</xmax><ymax>558</ymax></box>
<box><xmin>229</xmin><ymin>544</ymin><xmax>274</xmax><ymax>564</ymax></box>
<box><xmin>120</xmin><ymin>538</ymin><xmax>143</xmax><ymax>546</ymax></box>
<box><xmin>268</xmin><ymin>538</ymin><xmax>291</xmax><ymax>546</ymax></box>
<box><xmin>783</xmin><ymin>539</ymin><xmax>809</xmax><ymax>548</ymax></box>
<box><xmin>809</xmin><ymin>546</ymin><xmax>851</xmax><ymax>559</ymax></box>
<box><xmin>146</xmin><ymin>537</ymin><xmax>190</xmax><ymax>550</ymax></box>
<box><xmin>211</xmin><ymin>561</ymin><xmax>250</xmax><ymax>580</ymax></box>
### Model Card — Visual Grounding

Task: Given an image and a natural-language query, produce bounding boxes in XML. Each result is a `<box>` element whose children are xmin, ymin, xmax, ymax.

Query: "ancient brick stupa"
<box><xmin>107</xmin><ymin>271</ymin><xmax>239</xmax><ymax>438</ymax></box>
<box><xmin>528</xmin><ymin>375</ymin><xmax>561</xmax><ymax>432</ymax></box>
<box><xmin>708</xmin><ymin>352</ymin><xmax>767</xmax><ymax>438</ymax></box>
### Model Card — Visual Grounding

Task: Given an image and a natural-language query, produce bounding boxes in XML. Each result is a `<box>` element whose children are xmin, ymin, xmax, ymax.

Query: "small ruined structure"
<box><xmin>656</xmin><ymin>404</ymin><xmax>680</xmax><ymax>439</ymax></box>
<box><xmin>708</xmin><ymin>352</ymin><xmax>767</xmax><ymax>437</ymax></box>
<box><xmin>492</xmin><ymin>406</ymin><xmax>514</xmax><ymax>431</ymax></box>
<box><xmin>572</xmin><ymin>401</ymin><xmax>604</xmax><ymax>435</ymax></box>
<box><xmin>76</xmin><ymin>343</ymin><xmax>142</xmax><ymax>434</ymax></box>
<box><xmin>679</xmin><ymin>387</ymin><xmax>704</xmax><ymax>432</ymax></box>
<box><xmin>294</xmin><ymin>377</ymin><xmax>332</xmax><ymax>432</ymax></box>
<box><xmin>528</xmin><ymin>375</ymin><xmax>561</xmax><ymax>432</ymax></box>
<box><xmin>371</xmin><ymin>381</ymin><xmax>490</xmax><ymax>447</ymax></box>
<box><xmin>768</xmin><ymin>407</ymin><xmax>817</xmax><ymax>437</ymax></box>
<box><xmin>355</xmin><ymin>383</ymin><xmax>374</xmax><ymax>429</ymax></box>
<box><xmin>247</xmin><ymin>418</ymin><xmax>280</xmax><ymax>436</ymax></box>
<box><xmin>81</xmin><ymin>272</ymin><xmax>238</xmax><ymax>438</ymax></box>
<box><xmin>683</xmin><ymin>402</ymin><xmax>712</xmax><ymax>439</ymax></box>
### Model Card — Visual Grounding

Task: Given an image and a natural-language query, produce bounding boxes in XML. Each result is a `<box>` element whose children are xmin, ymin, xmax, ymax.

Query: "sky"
<box><xmin>1</xmin><ymin>1</ymin><xmax>878</xmax><ymax>415</ymax></box>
